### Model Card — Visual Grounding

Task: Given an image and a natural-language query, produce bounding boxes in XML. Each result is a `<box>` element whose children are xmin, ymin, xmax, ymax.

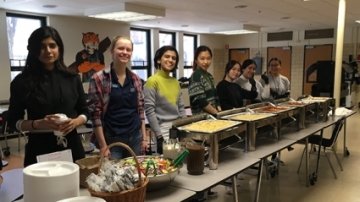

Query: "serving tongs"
<box><xmin>145</xmin><ymin>158</ymin><xmax>157</xmax><ymax>176</ymax></box>
<box><xmin>216</xmin><ymin>108</ymin><xmax>247</xmax><ymax>118</ymax></box>
<box><xmin>172</xmin><ymin>149</ymin><xmax>189</xmax><ymax>167</ymax></box>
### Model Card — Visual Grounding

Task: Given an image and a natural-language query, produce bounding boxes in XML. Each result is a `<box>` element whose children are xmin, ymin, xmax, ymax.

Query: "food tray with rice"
<box><xmin>173</xmin><ymin>114</ymin><xmax>246</xmax><ymax>170</ymax></box>
<box><xmin>222</xmin><ymin>112</ymin><xmax>277</xmax><ymax>121</ymax></box>
<box><xmin>177</xmin><ymin>119</ymin><xmax>242</xmax><ymax>134</ymax></box>
<box><xmin>217</xmin><ymin>108</ymin><xmax>280</xmax><ymax>151</ymax></box>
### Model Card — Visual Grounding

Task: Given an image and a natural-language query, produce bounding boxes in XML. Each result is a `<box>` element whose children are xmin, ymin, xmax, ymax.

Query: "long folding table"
<box><xmin>171</xmin><ymin>148</ymin><xmax>261</xmax><ymax>202</ymax></box>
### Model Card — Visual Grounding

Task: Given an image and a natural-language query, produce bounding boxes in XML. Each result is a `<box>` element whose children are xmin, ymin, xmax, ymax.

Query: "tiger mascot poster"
<box><xmin>69</xmin><ymin>32</ymin><xmax>111</xmax><ymax>82</ymax></box>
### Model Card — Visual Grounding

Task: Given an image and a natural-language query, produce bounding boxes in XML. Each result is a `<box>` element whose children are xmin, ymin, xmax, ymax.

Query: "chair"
<box><xmin>0</xmin><ymin>110</ymin><xmax>27</xmax><ymax>154</ymax></box>
<box><xmin>297</xmin><ymin>118</ymin><xmax>345</xmax><ymax>179</ymax></box>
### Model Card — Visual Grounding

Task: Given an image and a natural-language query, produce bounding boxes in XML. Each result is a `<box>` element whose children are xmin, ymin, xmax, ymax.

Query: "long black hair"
<box><xmin>154</xmin><ymin>45</ymin><xmax>179</xmax><ymax>70</ymax></box>
<box><xmin>192</xmin><ymin>45</ymin><xmax>212</xmax><ymax>71</ymax></box>
<box><xmin>23</xmin><ymin>26</ymin><xmax>68</xmax><ymax>76</ymax></box>
<box><xmin>241</xmin><ymin>59</ymin><xmax>257</xmax><ymax>74</ymax></box>
<box><xmin>224</xmin><ymin>60</ymin><xmax>241</xmax><ymax>79</ymax></box>
<box><xmin>20</xmin><ymin>26</ymin><xmax>74</xmax><ymax>100</ymax></box>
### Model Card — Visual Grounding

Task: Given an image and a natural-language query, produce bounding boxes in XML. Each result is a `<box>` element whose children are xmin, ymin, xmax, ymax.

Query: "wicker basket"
<box><xmin>75</xmin><ymin>155</ymin><xmax>101</xmax><ymax>188</ymax></box>
<box><xmin>88</xmin><ymin>142</ymin><xmax>149</xmax><ymax>202</ymax></box>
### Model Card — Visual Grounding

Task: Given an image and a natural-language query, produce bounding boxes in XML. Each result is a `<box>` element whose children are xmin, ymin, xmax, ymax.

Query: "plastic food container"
<box><xmin>23</xmin><ymin>161</ymin><xmax>79</xmax><ymax>202</ymax></box>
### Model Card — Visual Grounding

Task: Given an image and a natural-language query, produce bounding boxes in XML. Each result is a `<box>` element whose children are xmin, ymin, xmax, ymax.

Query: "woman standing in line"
<box><xmin>88</xmin><ymin>36</ymin><xmax>147</xmax><ymax>159</ymax></box>
<box><xmin>236</xmin><ymin>59</ymin><xmax>270</xmax><ymax>104</ymax></box>
<box><xmin>267</xmin><ymin>57</ymin><xmax>290</xmax><ymax>99</ymax></box>
<box><xmin>144</xmin><ymin>46</ymin><xmax>186</xmax><ymax>154</ymax></box>
<box><xmin>188</xmin><ymin>45</ymin><xmax>220</xmax><ymax>199</ymax></box>
<box><xmin>188</xmin><ymin>45</ymin><xmax>220</xmax><ymax>115</ymax></box>
<box><xmin>8</xmin><ymin>26</ymin><xmax>89</xmax><ymax>167</ymax></box>
<box><xmin>216</xmin><ymin>60</ymin><xmax>244</xmax><ymax>110</ymax></box>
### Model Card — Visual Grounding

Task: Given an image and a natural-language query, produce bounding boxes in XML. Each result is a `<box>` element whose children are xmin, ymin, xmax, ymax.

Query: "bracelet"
<box><xmin>16</xmin><ymin>120</ymin><xmax>24</xmax><ymax>132</ymax></box>
<box><xmin>31</xmin><ymin>120</ymin><xmax>36</xmax><ymax>130</ymax></box>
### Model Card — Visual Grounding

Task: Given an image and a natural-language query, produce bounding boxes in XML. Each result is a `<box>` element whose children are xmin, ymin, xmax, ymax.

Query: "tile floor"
<box><xmin>1</xmin><ymin>111</ymin><xmax>360</xmax><ymax>202</ymax></box>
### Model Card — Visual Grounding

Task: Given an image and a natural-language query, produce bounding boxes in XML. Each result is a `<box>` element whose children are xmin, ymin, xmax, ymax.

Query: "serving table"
<box><xmin>275</xmin><ymin>98</ymin><xmax>318</xmax><ymax>129</ymax></box>
<box><xmin>13</xmin><ymin>177</ymin><xmax>196</xmax><ymax>202</ymax></box>
<box><xmin>171</xmin><ymin>147</ymin><xmax>261</xmax><ymax>202</ymax></box>
<box><xmin>299</xmin><ymin>96</ymin><xmax>335</xmax><ymax>122</ymax></box>
<box><xmin>0</xmin><ymin>168</ymin><xmax>23</xmax><ymax>202</ymax></box>
<box><xmin>281</xmin><ymin>115</ymin><xmax>343</xmax><ymax>186</ymax></box>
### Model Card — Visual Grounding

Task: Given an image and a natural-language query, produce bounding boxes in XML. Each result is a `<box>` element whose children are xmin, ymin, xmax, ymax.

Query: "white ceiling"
<box><xmin>1</xmin><ymin>0</ymin><xmax>360</xmax><ymax>33</ymax></box>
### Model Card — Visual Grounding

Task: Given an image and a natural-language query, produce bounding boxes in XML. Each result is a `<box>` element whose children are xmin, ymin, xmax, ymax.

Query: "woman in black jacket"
<box><xmin>216</xmin><ymin>60</ymin><xmax>244</xmax><ymax>110</ymax></box>
<box><xmin>8</xmin><ymin>26</ymin><xmax>89</xmax><ymax>167</ymax></box>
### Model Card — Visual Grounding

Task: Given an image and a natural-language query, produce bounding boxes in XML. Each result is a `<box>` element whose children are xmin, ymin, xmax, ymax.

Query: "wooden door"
<box><xmin>303</xmin><ymin>44</ymin><xmax>333</xmax><ymax>95</ymax></box>
<box><xmin>229</xmin><ymin>48</ymin><xmax>250</xmax><ymax>65</ymax></box>
<box><xmin>267</xmin><ymin>46</ymin><xmax>292</xmax><ymax>82</ymax></box>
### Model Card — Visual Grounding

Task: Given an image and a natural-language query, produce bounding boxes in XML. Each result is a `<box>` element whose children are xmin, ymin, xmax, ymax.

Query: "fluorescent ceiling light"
<box><xmin>214</xmin><ymin>30</ymin><xmax>258</xmax><ymax>35</ymax></box>
<box><xmin>356</xmin><ymin>20</ymin><xmax>360</xmax><ymax>24</ymax></box>
<box><xmin>85</xmin><ymin>2</ymin><xmax>165</xmax><ymax>22</ymax></box>
<box><xmin>212</xmin><ymin>24</ymin><xmax>260</xmax><ymax>35</ymax></box>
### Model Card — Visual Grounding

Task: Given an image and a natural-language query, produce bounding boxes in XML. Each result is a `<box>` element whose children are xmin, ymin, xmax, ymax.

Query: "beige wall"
<box><xmin>1</xmin><ymin>9</ymin><xmax>360</xmax><ymax>106</ymax></box>
<box><xmin>199</xmin><ymin>34</ymin><xmax>227</xmax><ymax>83</ymax></box>
<box><xmin>49</xmin><ymin>15</ymin><xmax>130</xmax><ymax>67</ymax></box>
<box><xmin>0</xmin><ymin>9</ymin><xmax>12</xmax><ymax>100</ymax></box>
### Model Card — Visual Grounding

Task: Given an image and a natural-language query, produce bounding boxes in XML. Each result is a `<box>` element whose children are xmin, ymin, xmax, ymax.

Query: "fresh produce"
<box><xmin>121</xmin><ymin>156</ymin><xmax>177</xmax><ymax>177</ymax></box>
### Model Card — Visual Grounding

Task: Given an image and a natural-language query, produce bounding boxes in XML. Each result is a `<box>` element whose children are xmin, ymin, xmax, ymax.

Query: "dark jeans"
<box><xmin>104</xmin><ymin>129</ymin><xmax>142</xmax><ymax>159</ymax></box>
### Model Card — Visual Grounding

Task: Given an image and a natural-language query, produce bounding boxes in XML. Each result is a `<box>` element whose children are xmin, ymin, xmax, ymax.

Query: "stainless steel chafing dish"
<box><xmin>247</xmin><ymin>102</ymin><xmax>300</xmax><ymax>137</ymax></box>
<box><xmin>217</xmin><ymin>107</ymin><xmax>278</xmax><ymax>151</ymax></box>
<box><xmin>298</xmin><ymin>96</ymin><xmax>335</xmax><ymax>122</ymax></box>
<box><xmin>172</xmin><ymin>114</ymin><xmax>246</xmax><ymax>170</ymax></box>
<box><xmin>275</xmin><ymin>97</ymin><xmax>317</xmax><ymax>128</ymax></box>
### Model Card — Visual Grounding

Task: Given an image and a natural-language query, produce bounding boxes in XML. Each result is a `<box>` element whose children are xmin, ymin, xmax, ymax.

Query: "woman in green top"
<box><xmin>188</xmin><ymin>45</ymin><xmax>220</xmax><ymax>115</ymax></box>
<box><xmin>144</xmin><ymin>46</ymin><xmax>186</xmax><ymax>153</ymax></box>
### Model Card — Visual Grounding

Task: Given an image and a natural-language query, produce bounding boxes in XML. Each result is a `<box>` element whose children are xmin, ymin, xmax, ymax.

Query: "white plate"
<box><xmin>57</xmin><ymin>196</ymin><xmax>106</xmax><ymax>202</ymax></box>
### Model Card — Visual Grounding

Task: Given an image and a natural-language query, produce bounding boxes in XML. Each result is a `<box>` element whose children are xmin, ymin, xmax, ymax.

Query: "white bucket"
<box><xmin>23</xmin><ymin>161</ymin><xmax>79</xmax><ymax>202</ymax></box>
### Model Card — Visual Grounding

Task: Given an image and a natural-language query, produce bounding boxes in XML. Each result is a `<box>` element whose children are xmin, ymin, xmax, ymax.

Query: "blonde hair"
<box><xmin>110</xmin><ymin>36</ymin><xmax>133</xmax><ymax>51</ymax></box>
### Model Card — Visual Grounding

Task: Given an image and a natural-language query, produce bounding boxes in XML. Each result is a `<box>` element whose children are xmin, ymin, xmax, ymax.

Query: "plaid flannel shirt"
<box><xmin>88</xmin><ymin>65</ymin><xmax>145</xmax><ymax>128</ymax></box>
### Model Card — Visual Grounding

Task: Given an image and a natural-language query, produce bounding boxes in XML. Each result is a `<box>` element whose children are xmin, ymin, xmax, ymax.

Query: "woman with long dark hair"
<box><xmin>216</xmin><ymin>60</ymin><xmax>244</xmax><ymax>110</ymax></box>
<box><xmin>236</xmin><ymin>59</ymin><xmax>270</xmax><ymax>104</ymax></box>
<box><xmin>8</xmin><ymin>26</ymin><xmax>89</xmax><ymax>167</ymax></box>
<box><xmin>188</xmin><ymin>45</ymin><xmax>220</xmax><ymax>115</ymax></box>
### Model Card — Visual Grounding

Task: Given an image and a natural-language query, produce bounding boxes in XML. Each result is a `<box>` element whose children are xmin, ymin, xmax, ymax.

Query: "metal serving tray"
<box><xmin>222</xmin><ymin>112</ymin><xmax>277</xmax><ymax>122</ymax></box>
<box><xmin>177</xmin><ymin>119</ymin><xmax>242</xmax><ymax>134</ymax></box>
<box><xmin>275</xmin><ymin>98</ymin><xmax>317</xmax><ymax>128</ymax></box>
<box><xmin>217</xmin><ymin>107</ymin><xmax>279</xmax><ymax>151</ymax></box>
<box><xmin>173</xmin><ymin>114</ymin><xmax>246</xmax><ymax>170</ymax></box>
<box><xmin>299</xmin><ymin>96</ymin><xmax>335</xmax><ymax>122</ymax></box>
<box><xmin>247</xmin><ymin>102</ymin><xmax>302</xmax><ymax>140</ymax></box>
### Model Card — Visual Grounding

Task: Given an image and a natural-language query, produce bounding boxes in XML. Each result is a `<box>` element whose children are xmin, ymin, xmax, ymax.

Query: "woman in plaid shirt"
<box><xmin>88</xmin><ymin>36</ymin><xmax>147</xmax><ymax>159</ymax></box>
